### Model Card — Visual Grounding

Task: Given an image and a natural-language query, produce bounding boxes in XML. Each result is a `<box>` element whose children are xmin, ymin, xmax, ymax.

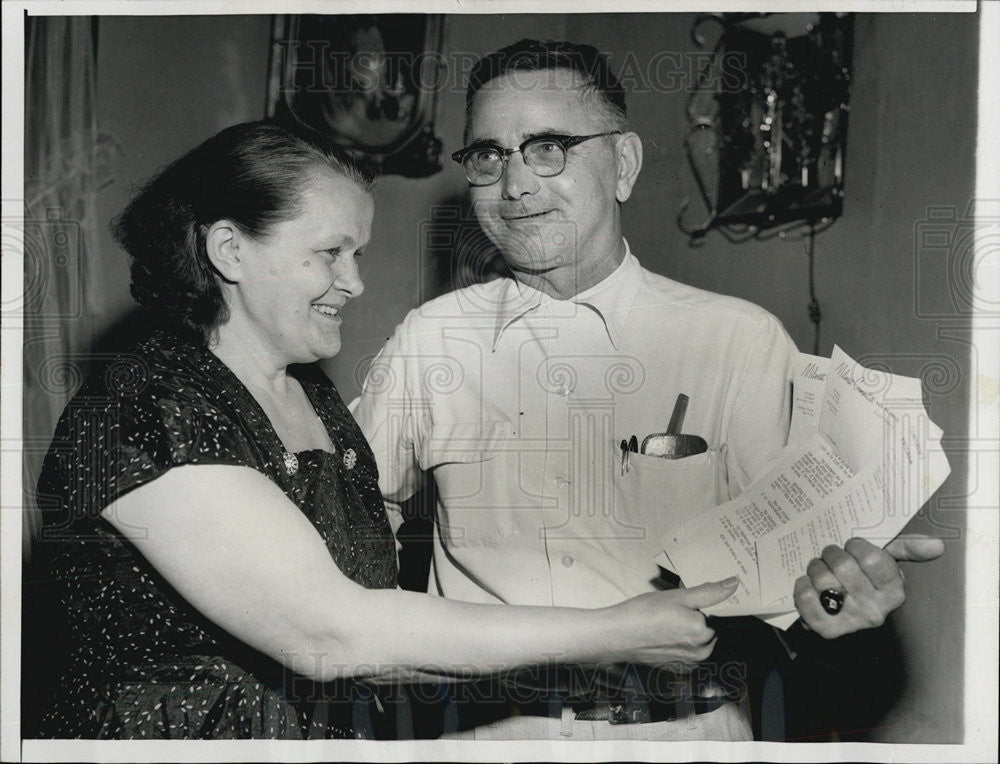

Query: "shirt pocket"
<box><xmin>608</xmin><ymin>440</ymin><xmax>727</xmax><ymax>562</ymax></box>
<box><xmin>421</xmin><ymin>420</ymin><xmax>514</xmax><ymax>547</ymax></box>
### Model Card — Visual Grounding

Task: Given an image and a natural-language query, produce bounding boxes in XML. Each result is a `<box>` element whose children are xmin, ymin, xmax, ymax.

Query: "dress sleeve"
<box><xmin>38</xmin><ymin>373</ymin><xmax>258</xmax><ymax>523</ymax></box>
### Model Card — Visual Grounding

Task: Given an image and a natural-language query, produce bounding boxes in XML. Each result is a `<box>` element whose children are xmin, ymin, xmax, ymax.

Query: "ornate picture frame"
<box><xmin>267</xmin><ymin>14</ymin><xmax>445</xmax><ymax>177</ymax></box>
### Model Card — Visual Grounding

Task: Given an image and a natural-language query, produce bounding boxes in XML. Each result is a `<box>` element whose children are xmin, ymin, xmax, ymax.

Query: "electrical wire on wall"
<box><xmin>805</xmin><ymin>223</ymin><xmax>822</xmax><ymax>355</ymax></box>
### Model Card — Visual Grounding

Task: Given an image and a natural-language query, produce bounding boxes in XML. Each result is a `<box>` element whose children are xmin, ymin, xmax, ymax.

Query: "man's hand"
<box><xmin>794</xmin><ymin>534</ymin><xmax>945</xmax><ymax>639</ymax></box>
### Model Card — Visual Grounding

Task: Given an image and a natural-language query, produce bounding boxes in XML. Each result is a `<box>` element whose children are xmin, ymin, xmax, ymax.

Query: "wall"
<box><xmin>93</xmin><ymin>15</ymin><xmax>273</xmax><ymax>350</ymax></box>
<box><xmin>87</xmin><ymin>11</ymin><xmax>976</xmax><ymax>743</ymax></box>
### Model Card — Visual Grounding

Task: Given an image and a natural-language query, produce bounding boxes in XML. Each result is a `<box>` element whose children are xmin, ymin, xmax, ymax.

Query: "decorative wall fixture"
<box><xmin>679</xmin><ymin>12</ymin><xmax>854</xmax><ymax>242</ymax></box>
<box><xmin>267</xmin><ymin>14</ymin><xmax>445</xmax><ymax>177</ymax></box>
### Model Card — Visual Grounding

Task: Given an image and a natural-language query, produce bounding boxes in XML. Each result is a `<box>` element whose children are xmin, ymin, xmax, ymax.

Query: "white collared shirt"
<box><xmin>352</xmin><ymin>242</ymin><xmax>797</xmax><ymax>607</ymax></box>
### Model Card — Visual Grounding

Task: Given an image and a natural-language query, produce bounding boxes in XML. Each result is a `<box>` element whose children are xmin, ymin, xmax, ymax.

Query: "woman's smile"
<box><xmin>311</xmin><ymin>303</ymin><xmax>342</xmax><ymax>321</ymax></box>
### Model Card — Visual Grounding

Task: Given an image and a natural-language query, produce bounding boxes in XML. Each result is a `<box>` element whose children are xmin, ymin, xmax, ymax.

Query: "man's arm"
<box><xmin>350</xmin><ymin>320</ymin><xmax>426</xmax><ymax>516</ymax></box>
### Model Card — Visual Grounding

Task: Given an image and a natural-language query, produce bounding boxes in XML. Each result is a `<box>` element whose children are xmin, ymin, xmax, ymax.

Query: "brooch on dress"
<box><xmin>343</xmin><ymin>448</ymin><xmax>357</xmax><ymax>470</ymax></box>
<box><xmin>283</xmin><ymin>452</ymin><xmax>299</xmax><ymax>476</ymax></box>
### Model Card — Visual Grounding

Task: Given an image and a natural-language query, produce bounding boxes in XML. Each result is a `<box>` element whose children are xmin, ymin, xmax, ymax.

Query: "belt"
<box><xmin>506</xmin><ymin>689</ymin><xmax>732</xmax><ymax>725</ymax></box>
<box><xmin>446</xmin><ymin>664</ymin><xmax>746</xmax><ymax>729</ymax></box>
<box><xmin>571</xmin><ymin>692</ymin><xmax>731</xmax><ymax>724</ymax></box>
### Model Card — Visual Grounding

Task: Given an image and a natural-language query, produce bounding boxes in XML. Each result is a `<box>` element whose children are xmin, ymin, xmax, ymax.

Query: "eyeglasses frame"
<box><xmin>451</xmin><ymin>131</ymin><xmax>622</xmax><ymax>186</ymax></box>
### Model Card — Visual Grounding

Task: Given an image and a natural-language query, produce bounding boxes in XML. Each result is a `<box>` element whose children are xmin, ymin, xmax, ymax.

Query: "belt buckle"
<box><xmin>573</xmin><ymin>699</ymin><xmax>654</xmax><ymax>725</ymax></box>
<box><xmin>608</xmin><ymin>699</ymin><xmax>653</xmax><ymax>725</ymax></box>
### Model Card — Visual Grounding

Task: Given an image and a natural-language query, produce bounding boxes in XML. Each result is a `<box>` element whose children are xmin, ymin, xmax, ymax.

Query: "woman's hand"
<box><xmin>606</xmin><ymin>578</ymin><xmax>739</xmax><ymax>671</ymax></box>
<box><xmin>794</xmin><ymin>535</ymin><xmax>945</xmax><ymax>639</ymax></box>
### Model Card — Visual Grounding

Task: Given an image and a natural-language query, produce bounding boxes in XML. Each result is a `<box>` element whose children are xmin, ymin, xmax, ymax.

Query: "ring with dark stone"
<box><xmin>820</xmin><ymin>588</ymin><xmax>845</xmax><ymax>615</ymax></box>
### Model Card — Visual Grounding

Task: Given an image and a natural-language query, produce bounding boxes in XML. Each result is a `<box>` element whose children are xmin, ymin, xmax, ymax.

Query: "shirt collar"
<box><xmin>492</xmin><ymin>239</ymin><xmax>643</xmax><ymax>351</ymax></box>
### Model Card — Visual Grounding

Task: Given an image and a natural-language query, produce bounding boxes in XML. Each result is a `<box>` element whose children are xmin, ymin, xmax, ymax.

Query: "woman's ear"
<box><xmin>204</xmin><ymin>221</ymin><xmax>242</xmax><ymax>282</ymax></box>
<box><xmin>614</xmin><ymin>132</ymin><xmax>643</xmax><ymax>204</ymax></box>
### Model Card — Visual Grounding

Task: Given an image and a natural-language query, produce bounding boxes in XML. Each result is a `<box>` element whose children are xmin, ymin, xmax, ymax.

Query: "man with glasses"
<box><xmin>353</xmin><ymin>39</ymin><xmax>942</xmax><ymax>741</ymax></box>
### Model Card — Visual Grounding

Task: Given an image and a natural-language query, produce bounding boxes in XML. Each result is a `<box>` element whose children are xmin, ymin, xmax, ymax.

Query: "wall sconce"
<box><xmin>679</xmin><ymin>12</ymin><xmax>854</xmax><ymax>243</ymax></box>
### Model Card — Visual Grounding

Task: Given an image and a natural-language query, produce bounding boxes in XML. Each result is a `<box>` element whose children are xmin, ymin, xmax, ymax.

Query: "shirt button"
<box><xmin>560</xmin><ymin>555</ymin><xmax>574</xmax><ymax>568</ymax></box>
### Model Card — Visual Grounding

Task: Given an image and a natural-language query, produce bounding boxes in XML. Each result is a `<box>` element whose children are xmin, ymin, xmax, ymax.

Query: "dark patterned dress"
<box><xmin>29</xmin><ymin>330</ymin><xmax>398</xmax><ymax>739</ymax></box>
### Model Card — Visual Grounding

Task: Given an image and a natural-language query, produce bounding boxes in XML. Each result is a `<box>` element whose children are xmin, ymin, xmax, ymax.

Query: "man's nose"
<box><xmin>500</xmin><ymin>151</ymin><xmax>540</xmax><ymax>200</ymax></box>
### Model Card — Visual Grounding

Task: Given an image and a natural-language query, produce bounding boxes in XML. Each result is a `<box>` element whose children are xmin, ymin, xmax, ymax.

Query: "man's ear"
<box><xmin>204</xmin><ymin>220</ymin><xmax>242</xmax><ymax>282</ymax></box>
<box><xmin>614</xmin><ymin>132</ymin><xmax>643</xmax><ymax>203</ymax></box>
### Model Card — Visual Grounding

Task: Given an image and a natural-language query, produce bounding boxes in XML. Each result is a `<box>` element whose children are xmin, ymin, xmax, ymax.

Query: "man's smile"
<box><xmin>501</xmin><ymin>210</ymin><xmax>555</xmax><ymax>221</ymax></box>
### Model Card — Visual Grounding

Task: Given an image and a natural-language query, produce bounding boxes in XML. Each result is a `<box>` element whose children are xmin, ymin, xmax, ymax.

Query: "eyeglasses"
<box><xmin>451</xmin><ymin>132</ymin><xmax>622</xmax><ymax>187</ymax></box>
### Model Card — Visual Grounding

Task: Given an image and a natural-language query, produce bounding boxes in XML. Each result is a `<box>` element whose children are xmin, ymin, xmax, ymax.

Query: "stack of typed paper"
<box><xmin>657</xmin><ymin>347</ymin><xmax>951</xmax><ymax>629</ymax></box>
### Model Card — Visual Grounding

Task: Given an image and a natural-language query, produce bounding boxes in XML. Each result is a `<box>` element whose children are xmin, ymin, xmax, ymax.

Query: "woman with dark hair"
<box><xmin>31</xmin><ymin>120</ymin><xmax>738</xmax><ymax>740</ymax></box>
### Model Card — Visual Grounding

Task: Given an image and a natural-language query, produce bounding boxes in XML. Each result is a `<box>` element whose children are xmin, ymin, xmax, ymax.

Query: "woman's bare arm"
<box><xmin>103</xmin><ymin>464</ymin><xmax>735</xmax><ymax>683</ymax></box>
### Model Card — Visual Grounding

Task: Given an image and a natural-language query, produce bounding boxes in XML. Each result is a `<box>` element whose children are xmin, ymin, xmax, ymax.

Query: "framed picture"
<box><xmin>267</xmin><ymin>14</ymin><xmax>445</xmax><ymax>177</ymax></box>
